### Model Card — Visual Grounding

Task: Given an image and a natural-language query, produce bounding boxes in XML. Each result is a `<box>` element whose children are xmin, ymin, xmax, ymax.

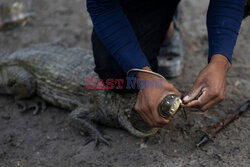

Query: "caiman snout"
<box><xmin>0</xmin><ymin>66</ymin><xmax>34</xmax><ymax>97</ymax></box>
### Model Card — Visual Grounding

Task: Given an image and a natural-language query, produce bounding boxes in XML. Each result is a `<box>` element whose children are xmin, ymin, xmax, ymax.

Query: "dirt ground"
<box><xmin>0</xmin><ymin>0</ymin><xmax>250</xmax><ymax>166</ymax></box>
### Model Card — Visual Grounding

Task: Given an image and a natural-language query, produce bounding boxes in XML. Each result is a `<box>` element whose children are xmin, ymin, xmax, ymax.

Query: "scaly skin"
<box><xmin>0</xmin><ymin>43</ymin><xmax>158</xmax><ymax>145</ymax></box>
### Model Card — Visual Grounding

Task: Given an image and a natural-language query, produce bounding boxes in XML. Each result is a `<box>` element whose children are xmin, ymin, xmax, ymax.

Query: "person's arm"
<box><xmin>87</xmin><ymin>0</ymin><xmax>181</xmax><ymax>126</ymax></box>
<box><xmin>183</xmin><ymin>0</ymin><xmax>244</xmax><ymax>111</ymax></box>
<box><xmin>207</xmin><ymin>0</ymin><xmax>245</xmax><ymax>63</ymax></box>
<box><xmin>87</xmin><ymin>0</ymin><xmax>150</xmax><ymax>76</ymax></box>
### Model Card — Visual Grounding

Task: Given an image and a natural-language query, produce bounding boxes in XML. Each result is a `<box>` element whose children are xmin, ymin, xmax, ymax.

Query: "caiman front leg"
<box><xmin>16</xmin><ymin>97</ymin><xmax>46</xmax><ymax>115</ymax></box>
<box><xmin>69</xmin><ymin>106</ymin><xmax>110</xmax><ymax>146</ymax></box>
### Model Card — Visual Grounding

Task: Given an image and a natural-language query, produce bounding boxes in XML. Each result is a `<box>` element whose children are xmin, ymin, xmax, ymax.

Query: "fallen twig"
<box><xmin>196</xmin><ymin>100</ymin><xmax>250</xmax><ymax>147</ymax></box>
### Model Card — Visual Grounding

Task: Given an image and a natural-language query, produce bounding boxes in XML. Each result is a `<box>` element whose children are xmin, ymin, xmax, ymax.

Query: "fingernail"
<box><xmin>183</xmin><ymin>96</ymin><xmax>190</xmax><ymax>102</ymax></box>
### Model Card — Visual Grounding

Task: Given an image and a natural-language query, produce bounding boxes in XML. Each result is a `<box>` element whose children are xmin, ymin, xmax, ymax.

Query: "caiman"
<box><xmin>0</xmin><ymin>43</ymin><xmax>166</xmax><ymax>145</ymax></box>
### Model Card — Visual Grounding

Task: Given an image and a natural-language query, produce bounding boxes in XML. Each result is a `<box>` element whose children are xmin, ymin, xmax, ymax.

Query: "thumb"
<box><xmin>168</xmin><ymin>88</ymin><xmax>182</xmax><ymax>98</ymax></box>
<box><xmin>183</xmin><ymin>81</ymin><xmax>205</xmax><ymax>103</ymax></box>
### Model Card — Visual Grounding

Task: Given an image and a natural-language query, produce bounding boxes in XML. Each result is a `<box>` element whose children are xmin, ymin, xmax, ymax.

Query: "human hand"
<box><xmin>134</xmin><ymin>66</ymin><xmax>182</xmax><ymax>127</ymax></box>
<box><xmin>183</xmin><ymin>54</ymin><xmax>231</xmax><ymax>111</ymax></box>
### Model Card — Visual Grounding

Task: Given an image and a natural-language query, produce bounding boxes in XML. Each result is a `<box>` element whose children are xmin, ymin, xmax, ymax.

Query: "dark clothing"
<box><xmin>87</xmin><ymin>0</ymin><xmax>244</xmax><ymax>81</ymax></box>
<box><xmin>207</xmin><ymin>0</ymin><xmax>244</xmax><ymax>62</ymax></box>
<box><xmin>90</xmin><ymin>0</ymin><xmax>180</xmax><ymax>81</ymax></box>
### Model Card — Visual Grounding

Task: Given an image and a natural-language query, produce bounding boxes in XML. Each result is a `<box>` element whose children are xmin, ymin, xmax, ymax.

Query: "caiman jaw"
<box><xmin>158</xmin><ymin>94</ymin><xmax>183</xmax><ymax>119</ymax></box>
<box><xmin>169</xmin><ymin>98</ymin><xmax>182</xmax><ymax>116</ymax></box>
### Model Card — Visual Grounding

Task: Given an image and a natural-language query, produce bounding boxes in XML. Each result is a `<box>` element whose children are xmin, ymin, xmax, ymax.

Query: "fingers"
<box><xmin>200</xmin><ymin>98</ymin><xmax>221</xmax><ymax>111</ymax></box>
<box><xmin>183</xmin><ymin>81</ymin><xmax>205</xmax><ymax>104</ymax></box>
<box><xmin>171</xmin><ymin>89</ymin><xmax>182</xmax><ymax>98</ymax></box>
<box><xmin>135</xmin><ymin>99</ymin><xmax>170</xmax><ymax>127</ymax></box>
<box><xmin>134</xmin><ymin>99</ymin><xmax>155</xmax><ymax>126</ymax></box>
<box><xmin>185</xmin><ymin>89</ymin><xmax>210</xmax><ymax>107</ymax></box>
<box><xmin>184</xmin><ymin>60</ymin><xmax>228</xmax><ymax>111</ymax></box>
<box><xmin>199</xmin><ymin>91</ymin><xmax>225</xmax><ymax>111</ymax></box>
<box><xmin>134</xmin><ymin>80</ymin><xmax>179</xmax><ymax>127</ymax></box>
<box><xmin>164</xmin><ymin>83</ymin><xmax>182</xmax><ymax>98</ymax></box>
<box><xmin>135</xmin><ymin>104</ymin><xmax>170</xmax><ymax>127</ymax></box>
<box><xmin>169</xmin><ymin>85</ymin><xmax>182</xmax><ymax>98</ymax></box>
<box><xmin>185</xmin><ymin>88</ymin><xmax>225</xmax><ymax>111</ymax></box>
<box><xmin>149</xmin><ymin>90</ymin><xmax>172</xmax><ymax>126</ymax></box>
<box><xmin>151</xmin><ymin>106</ymin><xmax>170</xmax><ymax>125</ymax></box>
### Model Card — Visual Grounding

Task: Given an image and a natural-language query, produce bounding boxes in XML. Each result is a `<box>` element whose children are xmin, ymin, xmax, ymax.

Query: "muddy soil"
<box><xmin>0</xmin><ymin>0</ymin><xmax>249</xmax><ymax>166</ymax></box>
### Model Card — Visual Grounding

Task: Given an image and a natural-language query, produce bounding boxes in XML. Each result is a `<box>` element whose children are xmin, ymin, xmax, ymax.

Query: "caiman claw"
<box><xmin>16</xmin><ymin>99</ymin><xmax>46</xmax><ymax>115</ymax></box>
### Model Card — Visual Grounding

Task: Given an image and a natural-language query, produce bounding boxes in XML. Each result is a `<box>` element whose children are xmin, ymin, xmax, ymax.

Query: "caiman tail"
<box><xmin>118</xmin><ymin>110</ymin><xmax>159</xmax><ymax>138</ymax></box>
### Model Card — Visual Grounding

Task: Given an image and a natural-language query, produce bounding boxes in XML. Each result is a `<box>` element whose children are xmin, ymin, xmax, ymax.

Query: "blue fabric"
<box><xmin>87</xmin><ymin>0</ymin><xmax>244</xmax><ymax>77</ymax></box>
<box><xmin>207</xmin><ymin>0</ymin><xmax>244</xmax><ymax>63</ymax></box>
<box><xmin>87</xmin><ymin>0</ymin><xmax>150</xmax><ymax>77</ymax></box>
